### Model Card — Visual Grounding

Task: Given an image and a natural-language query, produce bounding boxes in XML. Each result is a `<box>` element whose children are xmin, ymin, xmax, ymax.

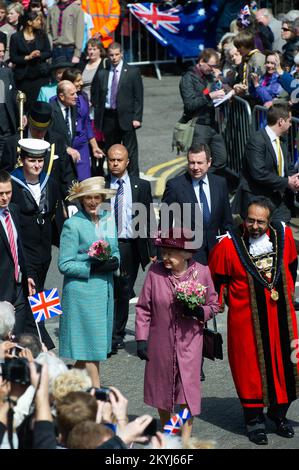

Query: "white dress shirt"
<box><xmin>192</xmin><ymin>174</ymin><xmax>211</xmax><ymax>211</ymax></box>
<box><xmin>110</xmin><ymin>171</ymin><xmax>133</xmax><ymax>238</ymax></box>
<box><xmin>105</xmin><ymin>60</ymin><xmax>123</xmax><ymax>109</ymax></box>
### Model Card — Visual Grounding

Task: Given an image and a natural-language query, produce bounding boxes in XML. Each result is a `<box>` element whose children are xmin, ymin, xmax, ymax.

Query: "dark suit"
<box><xmin>162</xmin><ymin>172</ymin><xmax>233</xmax><ymax>264</ymax></box>
<box><xmin>105</xmin><ymin>174</ymin><xmax>156</xmax><ymax>345</ymax></box>
<box><xmin>237</xmin><ymin>128</ymin><xmax>295</xmax><ymax>222</ymax></box>
<box><xmin>92</xmin><ymin>62</ymin><xmax>143</xmax><ymax>176</ymax></box>
<box><xmin>0</xmin><ymin>203</ymin><xmax>39</xmax><ymax>340</ymax></box>
<box><xmin>0</xmin><ymin>68</ymin><xmax>18</xmax><ymax>165</ymax></box>
<box><xmin>50</xmin><ymin>97</ymin><xmax>77</xmax><ymax>148</ymax></box>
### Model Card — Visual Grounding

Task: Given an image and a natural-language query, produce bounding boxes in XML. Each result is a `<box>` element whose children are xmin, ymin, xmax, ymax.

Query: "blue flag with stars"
<box><xmin>128</xmin><ymin>1</ymin><xmax>219</xmax><ymax>57</ymax></box>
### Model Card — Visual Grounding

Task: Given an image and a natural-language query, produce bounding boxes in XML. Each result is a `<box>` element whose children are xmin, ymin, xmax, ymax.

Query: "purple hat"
<box><xmin>155</xmin><ymin>228</ymin><xmax>197</xmax><ymax>252</ymax></box>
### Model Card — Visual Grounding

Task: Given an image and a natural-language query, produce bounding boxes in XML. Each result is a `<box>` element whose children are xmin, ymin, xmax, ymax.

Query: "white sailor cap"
<box><xmin>18</xmin><ymin>138</ymin><xmax>50</xmax><ymax>157</ymax></box>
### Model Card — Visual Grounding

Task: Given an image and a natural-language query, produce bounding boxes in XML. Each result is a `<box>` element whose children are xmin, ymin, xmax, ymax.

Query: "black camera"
<box><xmin>143</xmin><ymin>418</ymin><xmax>157</xmax><ymax>437</ymax></box>
<box><xmin>1</xmin><ymin>357</ymin><xmax>41</xmax><ymax>385</ymax></box>
<box><xmin>87</xmin><ymin>387</ymin><xmax>111</xmax><ymax>401</ymax></box>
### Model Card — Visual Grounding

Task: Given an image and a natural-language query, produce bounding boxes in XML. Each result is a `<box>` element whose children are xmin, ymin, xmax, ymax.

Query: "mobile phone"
<box><xmin>88</xmin><ymin>387</ymin><xmax>111</xmax><ymax>401</ymax></box>
<box><xmin>143</xmin><ymin>418</ymin><xmax>157</xmax><ymax>436</ymax></box>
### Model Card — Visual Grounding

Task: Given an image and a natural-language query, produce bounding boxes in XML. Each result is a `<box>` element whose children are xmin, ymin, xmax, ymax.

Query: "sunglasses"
<box><xmin>281</xmin><ymin>27</ymin><xmax>291</xmax><ymax>32</ymax></box>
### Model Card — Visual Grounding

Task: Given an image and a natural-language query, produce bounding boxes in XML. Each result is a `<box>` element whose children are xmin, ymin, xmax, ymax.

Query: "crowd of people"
<box><xmin>0</xmin><ymin>0</ymin><xmax>299</xmax><ymax>451</ymax></box>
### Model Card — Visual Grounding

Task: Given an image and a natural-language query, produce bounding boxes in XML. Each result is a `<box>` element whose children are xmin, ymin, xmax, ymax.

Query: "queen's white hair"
<box><xmin>0</xmin><ymin>301</ymin><xmax>15</xmax><ymax>340</ymax></box>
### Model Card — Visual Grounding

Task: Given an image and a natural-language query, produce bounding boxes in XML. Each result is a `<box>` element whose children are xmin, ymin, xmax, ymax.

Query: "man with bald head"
<box><xmin>106</xmin><ymin>144</ymin><xmax>156</xmax><ymax>354</ymax></box>
<box><xmin>50</xmin><ymin>80</ymin><xmax>81</xmax><ymax>171</ymax></box>
<box><xmin>255</xmin><ymin>8</ymin><xmax>285</xmax><ymax>51</ymax></box>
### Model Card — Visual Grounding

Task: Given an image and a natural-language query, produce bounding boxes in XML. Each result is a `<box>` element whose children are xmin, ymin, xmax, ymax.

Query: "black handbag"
<box><xmin>202</xmin><ymin>314</ymin><xmax>223</xmax><ymax>361</ymax></box>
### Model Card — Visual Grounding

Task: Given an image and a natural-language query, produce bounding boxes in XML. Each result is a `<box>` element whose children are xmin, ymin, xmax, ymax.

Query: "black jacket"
<box><xmin>1</xmin><ymin>128</ymin><xmax>76</xmax><ymax>202</ymax></box>
<box><xmin>91</xmin><ymin>61</ymin><xmax>143</xmax><ymax>131</ymax></box>
<box><xmin>0</xmin><ymin>203</ymin><xmax>28</xmax><ymax>303</ymax></box>
<box><xmin>179</xmin><ymin>66</ymin><xmax>216</xmax><ymax>127</ymax></box>
<box><xmin>11</xmin><ymin>169</ymin><xmax>59</xmax><ymax>266</ymax></box>
<box><xmin>9</xmin><ymin>31</ymin><xmax>51</xmax><ymax>82</ymax></box>
<box><xmin>237</xmin><ymin>128</ymin><xmax>295</xmax><ymax>221</ymax></box>
<box><xmin>282</xmin><ymin>38</ymin><xmax>299</xmax><ymax>68</ymax></box>
<box><xmin>162</xmin><ymin>172</ymin><xmax>233</xmax><ymax>264</ymax></box>
<box><xmin>50</xmin><ymin>98</ymin><xmax>77</xmax><ymax>147</ymax></box>
<box><xmin>105</xmin><ymin>174</ymin><xmax>156</xmax><ymax>269</ymax></box>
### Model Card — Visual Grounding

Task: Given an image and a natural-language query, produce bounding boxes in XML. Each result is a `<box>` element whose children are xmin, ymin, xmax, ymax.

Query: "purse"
<box><xmin>172</xmin><ymin>116</ymin><xmax>197</xmax><ymax>154</ymax></box>
<box><xmin>202</xmin><ymin>314</ymin><xmax>223</xmax><ymax>361</ymax></box>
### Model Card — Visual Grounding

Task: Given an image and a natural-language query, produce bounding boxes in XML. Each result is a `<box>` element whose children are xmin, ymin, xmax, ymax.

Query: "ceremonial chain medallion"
<box><xmin>241</xmin><ymin>229</ymin><xmax>279</xmax><ymax>301</ymax></box>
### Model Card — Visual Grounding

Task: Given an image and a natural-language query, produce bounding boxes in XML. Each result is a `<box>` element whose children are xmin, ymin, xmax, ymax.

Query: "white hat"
<box><xmin>18</xmin><ymin>138</ymin><xmax>50</xmax><ymax>157</ymax></box>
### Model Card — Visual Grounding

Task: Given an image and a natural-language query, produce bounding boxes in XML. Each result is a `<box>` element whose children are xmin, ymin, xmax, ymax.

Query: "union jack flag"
<box><xmin>28</xmin><ymin>288</ymin><xmax>63</xmax><ymax>322</ymax></box>
<box><xmin>240</xmin><ymin>5</ymin><xmax>251</xmax><ymax>16</ymax></box>
<box><xmin>130</xmin><ymin>3</ymin><xmax>180</xmax><ymax>34</ymax></box>
<box><xmin>163</xmin><ymin>408</ymin><xmax>191</xmax><ymax>435</ymax></box>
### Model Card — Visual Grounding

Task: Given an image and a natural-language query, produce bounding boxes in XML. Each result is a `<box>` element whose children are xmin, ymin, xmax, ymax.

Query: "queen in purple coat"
<box><xmin>135</xmin><ymin>229</ymin><xmax>219</xmax><ymax>441</ymax></box>
<box><xmin>61</xmin><ymin>68</ymin><xmax>104</xmax><ymax>181</ymax></box>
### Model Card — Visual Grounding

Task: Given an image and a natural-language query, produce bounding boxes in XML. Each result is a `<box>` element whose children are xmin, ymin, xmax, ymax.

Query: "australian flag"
<box><xmin>28</xmin><ymin>288</ymin><xmax>63</xmax><ymax>322</ymax></box>
<box><xmin>128</xmin><ymin>1</ymin><xmax>218</xmax><ymax>57</ymax></box>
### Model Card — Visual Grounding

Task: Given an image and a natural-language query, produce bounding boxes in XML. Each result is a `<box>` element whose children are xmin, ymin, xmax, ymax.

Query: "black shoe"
<box><xmin>267</xmin><ymin>414</ymin><xmax>294</xmax><ymax>438</ymax></box>
<box><xmin>294</xmin><ymin>301</ymin><xmax>299</xmax><ymax>311</ymax></box>
<box><xmin>200</xmin><ymin>369</ymin><xmax>205</xmax><ymax>382</ymax></box>
<box><xmin>116</xmin><ymin>340</ymin><xmax>125</xmax><ymax>350</ymax></box>
<box><xmin>248</xmin><ymin>429</ymin><xmax>268</xmax><ymax>445</ymax></box>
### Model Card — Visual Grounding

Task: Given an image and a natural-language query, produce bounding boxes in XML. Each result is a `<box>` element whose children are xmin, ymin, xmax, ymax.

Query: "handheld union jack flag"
<box><xmin>240</xmin><ymin>5</ymin><xmax>251</xmax><ymax>16</ymax></box>
<box><xmin>28</xmin><ymin>288</ymin><xmax>63</xmax><ymax>322</ymax></box>
<box><xmin>163</xmin><ymin>408</ymin><xmax>191</xmax><ymax>435</ymax></box>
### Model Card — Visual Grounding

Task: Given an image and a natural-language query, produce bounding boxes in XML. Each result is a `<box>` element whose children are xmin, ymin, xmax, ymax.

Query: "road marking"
<box><xmin>146</xmin><ymin>156</ymin><xmax>185</xmax><ymax>176</ymax></box>
<box><xmin>155</xmin><ymin>161</ymin><xmax>187</xmax><ymax>197</ymax></box>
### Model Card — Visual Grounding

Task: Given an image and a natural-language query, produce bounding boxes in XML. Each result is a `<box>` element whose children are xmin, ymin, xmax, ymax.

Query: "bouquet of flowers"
<box><xmin>175</xmin><ymin>280</ymin><xmax>207</xmax><ymax>310</ymax></box>
<box><xmin>88</xmin><ymin>239</ymin><xmax>111</xmax><ymax>261</ymax></box>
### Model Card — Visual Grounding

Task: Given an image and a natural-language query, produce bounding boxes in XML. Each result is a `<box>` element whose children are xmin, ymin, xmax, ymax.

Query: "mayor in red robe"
<box><xmin>209</xmin><ymin>197</ymin><xmax>299</xmax><ymax>445</ymax></box>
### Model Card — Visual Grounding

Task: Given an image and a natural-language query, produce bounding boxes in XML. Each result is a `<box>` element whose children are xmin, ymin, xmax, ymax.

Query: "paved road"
<box><xmin>44</xmin><ymin>75</ymin><xmax>299</xmax><ymax>449</ymax></box>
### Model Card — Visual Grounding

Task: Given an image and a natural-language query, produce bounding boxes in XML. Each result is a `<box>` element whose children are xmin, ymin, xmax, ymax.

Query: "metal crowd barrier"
<box><xmin>117</xmin><ymin>10</ymin><xmax>177</xmax><ymax>80</ymax></box>
<box><xmin>215</xmin><ymin>95</ymin><xmax>252</xmax><ymax>175</ymax></box>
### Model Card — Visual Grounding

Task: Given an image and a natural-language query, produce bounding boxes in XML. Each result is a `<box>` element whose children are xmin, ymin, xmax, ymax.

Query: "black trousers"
<box><xmin>103</xmin><ymin>110</ymin><xmax>139</xmax><ymax>176</ymax></box>
<box><xmin>112</xmin><ymin>240</ymin><xmax>140</xmax><ymax>344</ymax></box>
<box><xmin>243</xmin><ymin>403</ymin><xmax>291</xmax><ymax>429</ymax></box>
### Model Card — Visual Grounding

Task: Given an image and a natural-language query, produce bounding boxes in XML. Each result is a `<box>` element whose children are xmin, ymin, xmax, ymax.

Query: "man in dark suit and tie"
<box><xmin>106</xmin><ymin>144</ymin><xmax>156</xmax><ymax>353</ymax></box>
<box><xmin>237</xmin><ymin>103</ymin><xmax>299</xmax><ymax>223</ymax></box>
<box><xmin>92</xmin><ymin>42</ymin><xmax>143</xmax><ymax>176</ymax></box>
<box><xmin>0</xmin><ymin>170</ymin><xmax>39</xmax><ymax>340</ymax></box>
<box><xmin>162</xmin><ymin>143</ymin><xmax>233</xmax><ymax>266</ymax></box>
<box><xmin>50</xmin><ymin>80</ymin><xmax>80</xmax><ymax>178</ymax></box>
<box><xmin>0</xmin><ymin>67</ymin><xmax>18</xmax><ymax>166</ymax></box>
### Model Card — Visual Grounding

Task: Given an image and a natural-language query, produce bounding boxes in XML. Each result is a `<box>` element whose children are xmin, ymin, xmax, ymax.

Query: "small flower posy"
<box><xmin>176</xmin><ymin>281</ymin><xmax>207</xmax><ymax>310</ymax></box>
<box><xmin>88</xmin><ymin>240</ymin><xmax>112</xmax><ymax>261</ymax></box>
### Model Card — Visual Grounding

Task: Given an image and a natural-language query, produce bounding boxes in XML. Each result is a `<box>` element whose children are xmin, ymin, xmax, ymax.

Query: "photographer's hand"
<box><xmin>108</xmin><ymin>386</ymin><xmax>128</xmax><ymax>428</ymax></box>
<box><xmin>116</xmin><ymin>414</ymin><xmax>154</xmax><ymax>445</ymax></box>
<box><xmin>29</xmin><ymin>362</ymin><xmax>52</xmax><ymax>422</ymax></box>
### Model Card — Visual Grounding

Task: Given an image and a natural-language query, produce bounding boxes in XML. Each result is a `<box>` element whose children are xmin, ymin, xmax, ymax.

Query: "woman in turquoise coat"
<box><xmin>58</xmin><ymin>177</ymin><xmax>119</xmax><ymax>386</ymax></box>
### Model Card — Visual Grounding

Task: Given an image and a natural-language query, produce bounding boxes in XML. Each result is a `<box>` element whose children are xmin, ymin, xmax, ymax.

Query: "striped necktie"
<box><xmin>3</xmin><ymin>209</ymin><xmax>19</xmax><ymax>281</ymax></box>
<box><xmin>114</xmin><ymin>178</ymin><xmax>124</xmax><ymax>234</ymax></box>
<box><xmin>275</xmin><ymin>137</ymin><xmax>283</xmax><ymax>176</ymax></box>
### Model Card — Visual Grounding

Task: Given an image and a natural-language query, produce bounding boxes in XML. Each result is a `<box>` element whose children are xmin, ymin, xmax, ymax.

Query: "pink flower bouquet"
<box><xmin>88</xmin><ymin>239</ymin><xmax>111</xmax><ymax>261</ymax></box>
<box><xmin>175</xmin><ymin>280</ymin><xmax>207</xmax><ymax>310</ymax></box>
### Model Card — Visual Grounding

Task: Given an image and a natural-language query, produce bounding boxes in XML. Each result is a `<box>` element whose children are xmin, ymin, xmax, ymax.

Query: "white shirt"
<box><xmin>27</xmin><ymin>182</ymin><xmax>41</xmax><ymax>206</ymax></box>
<box><xmin>192</xmin><ymin>174</ymin><xmax>211</xmax><ymax>212</ymax></box>
<box><xmin>58</xmin><ymin>100</ymin><xmax>72</xmax><ymax>139</ymax></box>
<box><xmin>105</xmin><ymin>60</ymin><xmax>123</xmax><ymax>109</ymax></box>
<box><xmin>265</xmin><ymin>125</ymin><xmax>285</xmax><ymax>177</ymax></box>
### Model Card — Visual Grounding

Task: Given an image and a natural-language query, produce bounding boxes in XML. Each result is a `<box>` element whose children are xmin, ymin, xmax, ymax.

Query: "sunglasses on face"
<box><xmin>281</xmin><ymin>27</ymin><xmax>291</xmax><ymax>32</ymax></box>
